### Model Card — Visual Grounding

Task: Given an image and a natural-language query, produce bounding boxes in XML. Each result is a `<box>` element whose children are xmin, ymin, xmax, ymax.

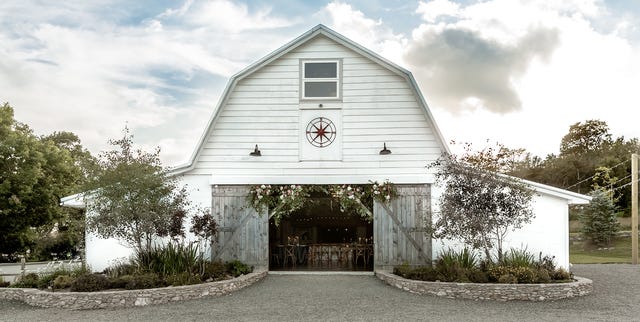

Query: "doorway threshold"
<box><xmin>268</xmin><ymin>270</ymin><xmax>374</xmax><ymax>276</ymax></box>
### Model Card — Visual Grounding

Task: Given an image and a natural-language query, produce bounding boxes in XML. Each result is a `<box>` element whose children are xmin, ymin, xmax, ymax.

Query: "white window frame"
<box><xmin>300</xmin><ymin>59</ymin><xmax>342</xmax><ymax>101</ymax></box>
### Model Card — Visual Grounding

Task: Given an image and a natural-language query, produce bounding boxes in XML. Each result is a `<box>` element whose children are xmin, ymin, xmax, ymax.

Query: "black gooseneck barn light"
<box><xmin>379</xmin><ymin>143</ymin><xmax>391</xmax><ymax>155</ymax></box>
<box><xmin>249</xmin><ymin>144</ymin><xmax>261</xmax><ymax>156</ymax></box>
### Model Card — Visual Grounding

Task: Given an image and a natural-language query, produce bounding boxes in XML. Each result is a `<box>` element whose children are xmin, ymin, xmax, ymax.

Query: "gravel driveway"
<box><xmin>1</xmin><ymin>264</ymin><xmax>638</xmax><ymax>322</ymax></box>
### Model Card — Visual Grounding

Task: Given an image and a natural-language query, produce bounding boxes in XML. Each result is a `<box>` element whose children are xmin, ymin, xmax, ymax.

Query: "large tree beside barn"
<box><xmin>84</xmin><ymin>127</ymin><xmax>191</xmax><ymax>252</ymax></box>
<box><xmin>0</xmin><ymin>103</ymin><xmax>90</xmax><ymax>257</ymax></box>
<box><xmin>431</xmin><ymin>152</ymin><xmax>535</xmax><ymax>261</ymax></box>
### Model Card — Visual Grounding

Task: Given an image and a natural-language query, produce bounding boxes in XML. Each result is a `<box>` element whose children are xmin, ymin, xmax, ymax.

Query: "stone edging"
<box><xmin>375</xmin><ymin>271</ymin><xmax>592</xmax><ymax>301</ymax></box>
<box><xmin>0</xmin><ymin>270</ymin><xmax>267</xmax><ymax>310</ymax></box>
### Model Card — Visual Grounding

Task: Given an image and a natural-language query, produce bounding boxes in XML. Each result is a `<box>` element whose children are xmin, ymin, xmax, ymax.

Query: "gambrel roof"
<box><xmin>170</xmin><ymin>24</ymin><xmax>450</xmax><ymax>174</ymax></box>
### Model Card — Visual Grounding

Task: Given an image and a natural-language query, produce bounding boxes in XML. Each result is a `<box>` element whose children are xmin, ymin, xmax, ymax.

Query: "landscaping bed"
<box><xmin>0</xmin><ymin>270</ymin><xmax>266</xmax><ymax>309</ymax></box>
<box><xmin>376</xmin><ymin>271</ymin><xmax>592</xmax><ymax>301</ymax></box>
<box><xmin>381</xmin><ymin>248</ymin><xmax>593</xmax><ymax>301</ymax></box>
<box><xmin>0</xmin><ymin>243</ymin><xmax>263</xmax><ymax>309</ymax></box>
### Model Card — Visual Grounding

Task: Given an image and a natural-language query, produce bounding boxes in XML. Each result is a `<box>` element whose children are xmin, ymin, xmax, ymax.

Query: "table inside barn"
<box><xmin>273</xmin><ymin>243</ymin><xmax>373</xmax><ymax>269</ymax></box>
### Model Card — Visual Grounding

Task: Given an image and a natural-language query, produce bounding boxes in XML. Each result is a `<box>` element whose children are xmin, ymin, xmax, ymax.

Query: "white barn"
<box><xmin>64</xmin><ymin>25</ymin><xmax>590</xmax><ymax>272</ymax></box>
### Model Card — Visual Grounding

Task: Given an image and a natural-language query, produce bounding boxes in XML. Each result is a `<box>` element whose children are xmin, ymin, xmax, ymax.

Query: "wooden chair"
<box><xmin>319</xmin><ymin>244</ymin><xmax>331</xmax><ymax>263</ymax></box>
<box><xmin>365</xmin><ymin>244</ymin><xmax>374</xmax><ymax>266</ymax></box>
<box><xmin>283</xmin><ymin>245</ymin><xmax>296</xmax><ymax>267</ymax></box>
<box><xmin>353</xmin><ymin>244</ymin><xmax>366</xmax><ymax>266</ymax></box>
<box><xmin>338</xmin><ymin>245</ymin><xmax>351</xmax><ymax>265</ymax></box>
<box><xmin>307</xmin><ymin>245</ymin><xmax>318</xmax><ymax>266</ymax></box>
<box><xmin>270</xmin><ymin>246</ymin><xmax>281</xmax><ymax>267</ymax></box>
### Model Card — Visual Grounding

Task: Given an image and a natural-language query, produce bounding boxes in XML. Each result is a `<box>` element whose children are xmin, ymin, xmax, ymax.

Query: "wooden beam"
<box><xmin>632</xmin><ymin>154</ymin><xmax>638</xmax><ymax>265</ymax></box>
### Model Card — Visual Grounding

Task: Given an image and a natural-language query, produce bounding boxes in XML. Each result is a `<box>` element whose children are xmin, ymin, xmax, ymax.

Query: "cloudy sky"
<box><xmin>2</xmin><ymin>0</ymin><xmax>639</xmax><ymax>165</ymax></box>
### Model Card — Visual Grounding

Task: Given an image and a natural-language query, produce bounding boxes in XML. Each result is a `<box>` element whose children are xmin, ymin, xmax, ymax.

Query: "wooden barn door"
<box><xmin>373</xmin><ymin>184</ymin><xmax>432</xmax><ymax>270</ymax></box>
<box><xmin>211</xmin><ymin>185</ymin><xmax>268</xmax><ymax>269</ymax></box>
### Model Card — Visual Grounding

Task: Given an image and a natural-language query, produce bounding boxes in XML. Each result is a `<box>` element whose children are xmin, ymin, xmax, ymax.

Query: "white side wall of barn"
<box><xmin>84</xmin><ymin>226</ymin><xmax>132</xmax><ymax>272</ymax></box>
<box><xmin>431</xmin><ymin>185</ymin><xmax>572</xmax><ymax>269</ymax></box>
<box><xmin>82</xmin><ymin>175</ymin><xmax>212</xmax><ymax>272</ymax></box>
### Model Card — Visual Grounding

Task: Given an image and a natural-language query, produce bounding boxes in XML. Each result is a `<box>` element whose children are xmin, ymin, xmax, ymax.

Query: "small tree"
<box><xmin>190</xmin><ymin>208</ymin><xmax>219</xmax><ymax>261</ymax></box>
<box><xmin>430</xmin><ymin>154</ymin><xmax>535</xmax><ymax>261</ymax></box>
<box><xmin>579</xmin><ymin>189</ymin><xmax>619</xmax><ymax>246</ymax></box>
<box><xmin>85</xmin><ymin>127</ymin><xmax>190</xmax><ymax>252</ymax></box>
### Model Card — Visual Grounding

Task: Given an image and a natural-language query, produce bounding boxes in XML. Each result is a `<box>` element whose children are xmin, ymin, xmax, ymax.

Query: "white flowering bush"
<box><xmin>328</xmin><ymin>184</ymin><xmax>371</xmax><ymax>220</ymax></box>
<box><xmin>248</xmin><ymin>184</ymin><xmax>274</xmax><ymax>212</ymax></box>
<box><xmin>248</xmin><ymin>184</ymin><xmax>308</xmax><ymax>225</ymax></box>
<box><xmin>247</xmin><ymin>181</ymin><xmax>398</xmax><ymax>225</ymax></box>
<box><xmin>371</xmin><ymin>180</ymin><xmax>397</xmax><ymax>205</ymax></box>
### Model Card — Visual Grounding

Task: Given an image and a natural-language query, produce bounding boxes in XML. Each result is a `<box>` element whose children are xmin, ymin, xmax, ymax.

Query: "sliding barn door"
<box><xmin>211</xmin><ymin>185</ymin><xmax>268</xmax><ymax>269</ymax></box>
<box><xmin>374</xmin><ymin>184</ymin><xmax>432</xmax><ymax>270</ymax></box>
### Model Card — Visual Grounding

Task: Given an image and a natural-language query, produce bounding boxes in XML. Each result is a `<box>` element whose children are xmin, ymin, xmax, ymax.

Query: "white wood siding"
<box><xmin>193</xmin><ymin>35</ymin><xmax>442</xmax><ymax>184</ymax></box>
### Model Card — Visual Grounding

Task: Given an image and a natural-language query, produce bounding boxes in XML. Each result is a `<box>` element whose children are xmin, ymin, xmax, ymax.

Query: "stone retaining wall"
<box><xmin>376</xmin><ymin>271</ymin><xmax>592</xmax><ymax>301</ymax></box>
<box><xmin>0</xmin><ymin>270</ymin><xmax>266</xmax><ymax>310</ymax></box>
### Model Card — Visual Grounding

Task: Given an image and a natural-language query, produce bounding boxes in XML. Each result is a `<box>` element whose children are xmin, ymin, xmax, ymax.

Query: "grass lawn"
<box><xmin>570</xmin><ymin>236</ymin><xmax>640</xmax><ymax>264</ymax></box>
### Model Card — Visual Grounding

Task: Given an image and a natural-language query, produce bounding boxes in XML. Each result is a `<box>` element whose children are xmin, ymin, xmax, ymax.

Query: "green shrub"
<box><xmin>109</xmin><ymin>275</ymin><xmax>133</xmax><ymax>289</ymax></box>
<box><xmin>203</xmin><ymin>261</ymin><xmax>227</xmax><ymax>281</ymax></box>
<box><xmin>535</xmin><ymin>254</ymin><xmax>556</xmax><ymax>272</ymax></box>
<box><xmin>394</xmin><ymin>248</ymin><xmax>571</xmax><ymax>284</ymax></box>
<box><xmin>407</xmin><ymin>266</ymin><xmax>439</xmax><ymax>281</ymax></box>
<box><xmin>467</xmin><ymin>269</ymin><xmax>489</xmax><ymax>283</ymax></box>
<box><xmin>438</xmin><ymin>248</ymin><xmax>478</xmax><ymax>270</ymax></box>
<box><xmin>536</xmin><ymin>268</ymin><xmax>551</xmax><ymax>283</ymax></box>
<box><xmin>34</xmin><ymin>265</ymin><xmax>90</xmax><ymax>289</ymax></box>
<box><xmin>226</xmin><ymin>260</ymin><xmax>252</xmax><ymax>277</ymax></box>
<box><xmin>124</xmin><ymin>273</ymin><xmax>165</xmax><ymax>290</ymax></box>
<box><xmin>133</xmin><ymin>242</ymin><xmax>200</xmax><ymax>276</ymax></box>
<box><xmin>513</xmin><ymin>267</ymin><xmax>538</xmax><ymax>284</ymax></box>
<box><xmin>435</xmin><ymin>262</ymin><xmax>469</xmax><ymax>282</ymax></box>
<box><xmin>431</xmin><ymin>248</ymin><xmax>482</xmax><ymax>282</ymax></box>
<box><xmin>70</xmin><ymin>274</ymin><xmax>110</xmax><ymax>292</ymax></box>
<box><xmin>497</xmin><ymin>274</ymin><xmax>518</xmax><ymax>284</ymax></box>
<box><xmin>0</xmin><ymin>276</ymin><xmax>10</xmax><ymax>287</ymax></box>
<box><xmin>552</xmin><ymin>268</ymin><xmax>572</xmax><ymax>281</ymax></box>
<box><xmin>165</xmin><ymin>272</ymin><xmax>200</xmax><ymax>286</ymax></box>
<box><xmin>501</xmin><ymin>248</ymin><xmax>536</xmax><ymax>268</ymax></box>
<box><xmin>393</xmin><ymin>263</ymin><xmax>412</xmax><ymax>278</ymax></box>
<box><xmin>103</xmin><ymin>261</ymin><xmax>137</xmax><ymax>278</ymax></box>
<box><xmin>11</xmin><ymin>273</ymin><xmax>39</xmax><ymax>288</ymax></box>
<box><xmin>53</xmin><ymin>275</ymin><xmax>75</xmax><ymax>289</ymax></box>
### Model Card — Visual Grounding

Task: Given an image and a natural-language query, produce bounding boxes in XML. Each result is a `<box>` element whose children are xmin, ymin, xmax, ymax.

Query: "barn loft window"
<box><xmin>301</xmin><ymin>60</ymin><xmax>341</xmax><ymax>100</ymax></box>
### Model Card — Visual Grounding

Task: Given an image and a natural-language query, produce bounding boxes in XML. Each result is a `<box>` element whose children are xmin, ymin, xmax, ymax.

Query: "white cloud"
<box><xmin>180</xmin><ymin>0</ymin><xmax>297</xmax><ymax>32</ymax></box>
<box><xmin>416</xmin><ymin>0</ymin><xmax>461</xmax><ymax>23</ymax></box>
<box><xmin>407</xmin><ymin>0</ymin><xmax>640</xmax><ymax>157</ymax></box>
<box><xmin>318</xmin><ymin>2</ymin><xmax>408</xmax><ymax>65</ymax></box>
<box><xmin>0</xmin><ymin>0</ymin><xmax>304</xmax><ymax>165</ymax></box>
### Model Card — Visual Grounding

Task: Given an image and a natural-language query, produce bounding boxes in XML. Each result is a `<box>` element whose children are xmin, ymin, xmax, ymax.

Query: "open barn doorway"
<box><xmin>268</xmin><ymin>191</ymin><xmax>373</xmax><ymax>271</ymax></box>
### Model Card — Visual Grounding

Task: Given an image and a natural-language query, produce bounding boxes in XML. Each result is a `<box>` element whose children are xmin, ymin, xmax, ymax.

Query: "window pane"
<box><xmin>305</xmin><ymin>62</ymin><xmax>337</xmax><ymax>78</ymax></box>
<box><xmin>305</xmin><ymin>82</ymin><xmax>337</xmax><ymax>97</ymax></box>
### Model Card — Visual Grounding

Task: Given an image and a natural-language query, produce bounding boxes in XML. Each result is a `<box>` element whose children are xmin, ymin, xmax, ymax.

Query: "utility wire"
<box><xmin>611</xmin><ymin>178</ymin><xmax>640</xmax><ymax>192</ymax></box>
<box><xmin>608</xmin><ymin>174</ymin><xmax>633</xmax><ymax>188</ymax></box>
<box><xmin>565</xmin><ymin>159</ymin><xmax>630</xmax><ymax>190</ymax></box>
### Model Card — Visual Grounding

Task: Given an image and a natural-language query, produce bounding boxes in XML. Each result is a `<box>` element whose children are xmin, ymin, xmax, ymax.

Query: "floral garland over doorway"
<box><xmin>247</xmin><ymin>181</ymin><xmax>397</xmax><ymax>225</ymax></box>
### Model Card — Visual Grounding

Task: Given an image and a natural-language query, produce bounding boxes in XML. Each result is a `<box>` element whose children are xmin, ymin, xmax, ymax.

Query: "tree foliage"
<box><xmin>508</xmin><ymin>120</ymin><xmax>639</xmax><ymax>213</ymax></box>
<box><xmin>431</xmin><ymin>153</ymin><xmax>535</xmax><ymax>260</ymax></box>
<box><xmin>85</xmin><ymin>127</ymin><xmax>190</xmax><ymax>252</ymax></box>
<box><xmin>579</xmin><ymin>189</ymin><xmax>619</xmax><ymax>246</ymax></box>
<box><xmin>0</xmin><ymin>103</ymin><xmax>86</xmax><ymax>254</ymax></box>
